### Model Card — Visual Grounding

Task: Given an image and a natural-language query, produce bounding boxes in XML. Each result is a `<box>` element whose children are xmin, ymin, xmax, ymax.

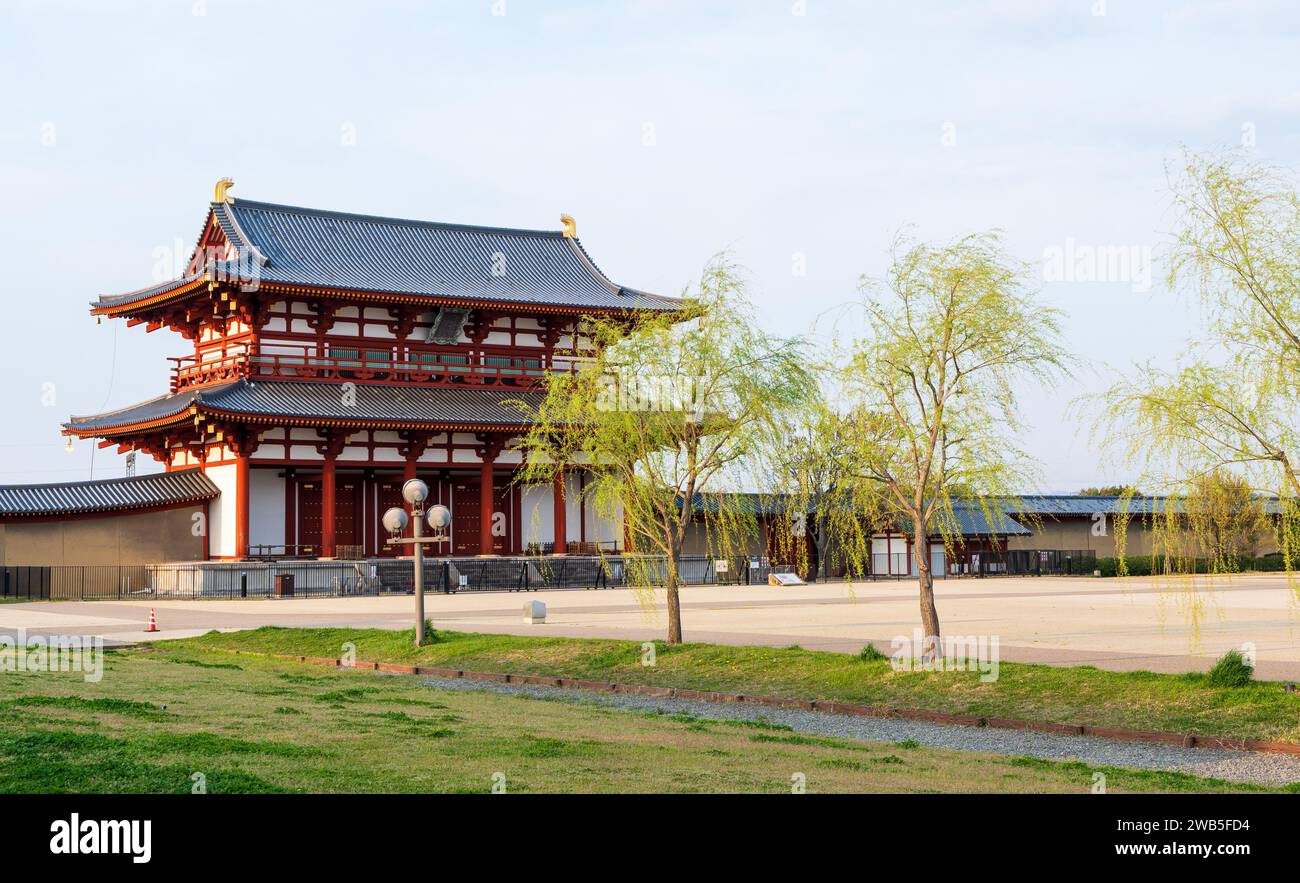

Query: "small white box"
<box><xmin>522</xmin><ymin>599</ymin><xmax>547</xmax><ymax>623</ymax></box>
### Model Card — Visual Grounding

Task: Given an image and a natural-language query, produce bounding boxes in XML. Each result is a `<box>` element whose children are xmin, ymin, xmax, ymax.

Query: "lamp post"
<box><xmin>383</xmin><ymin>479</ymin><xmax>451</xmax><ymax>646</ymax></box>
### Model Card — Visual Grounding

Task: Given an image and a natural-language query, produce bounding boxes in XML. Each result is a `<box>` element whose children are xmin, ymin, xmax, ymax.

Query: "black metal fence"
<box><xmin>946</xmin><ymin>549</ymin><xmax>1099</xmax><ymax>578</ymax></box>
<box><xmin>2</xmin><ymin>565</ymin><xmax>152</xmax><ymax>601</ymax></box>
<box><xmin>0</xmin><ymin>555</ymin><xmax>776</xmax><ymax>601</ymax></box>
<box><xmin>1</xmin><ymin>551</ymin><xmax>1104</xmax><ymax>602</ymax></box>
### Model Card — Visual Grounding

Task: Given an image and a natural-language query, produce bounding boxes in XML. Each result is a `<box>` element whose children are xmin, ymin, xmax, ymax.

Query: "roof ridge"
<box><xmin>213</xmin><ymin>202</ymin><xmax>268</xmax><ymax>266</ymax></box>
<box><xmin>65</xmin><ymin>388</ymin><xmax>197</xmax><ymax>423</ymax></box>
<box><xmin>0</xmin><ymin>466</ymin><xmax>207</xmax><ymax>492</ymax></box>
<box><xmin>229</xmin><ymin>197</ymin><xmax>568</xmax><ymax>239</ymax></box>
<box><xmin>561</xmin><ymin>236</ymin><xmax>621</xmax><ymax>294</ymax></box>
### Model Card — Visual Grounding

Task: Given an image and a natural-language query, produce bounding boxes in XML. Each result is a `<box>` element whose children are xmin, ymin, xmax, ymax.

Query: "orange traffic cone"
<box><xmin>145</xmin><ymin>608</ymin><xmax>159</xmax><ymax>633</ymax></box>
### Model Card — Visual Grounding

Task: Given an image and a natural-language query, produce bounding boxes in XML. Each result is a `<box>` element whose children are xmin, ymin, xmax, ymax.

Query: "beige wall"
<box><xmin>1006</xmin><ymin>516</ymin><xmax>1155</xmax><ymax>556</ymax></box>
<box><xmin>680</xmin><ymin>520</ymin><xmax>768</xmax><ymax>558</ymax></box>
<box><xmin>1007</xmin><ymin>515</ymin><xmax>1280</xmax><ymax>557</ymax></box>
<box><xmin>0</xmin><ymin>505</ymin><xmax>207</xmax><ymax>566</ymax></box>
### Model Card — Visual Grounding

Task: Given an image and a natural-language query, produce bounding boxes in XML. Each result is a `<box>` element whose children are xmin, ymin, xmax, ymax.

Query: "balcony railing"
<box><xmin>170</xmin><ymin>343</ymin><xmax>581</xmax><ymax>392</ymax></box>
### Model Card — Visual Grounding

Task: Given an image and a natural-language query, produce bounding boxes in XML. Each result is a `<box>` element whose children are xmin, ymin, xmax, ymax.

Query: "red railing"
<box><xmin>170</xmin><ymin>343</ymin><xmax>582</xmax><ymax>392</ymax></box>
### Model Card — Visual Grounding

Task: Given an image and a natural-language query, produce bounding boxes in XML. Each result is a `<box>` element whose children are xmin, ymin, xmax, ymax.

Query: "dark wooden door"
<box><xmin>376</xmin><ymin>478</ymin><xmax>406</xmax><ymax>557</ymax></box>
<box><xmin>452</xmin><ymin>478</ymin><xmax>481</xmax><ymax>556</ymax></box>
<box><xmin>335</xmin><ymin>478</ymin><xmax>359</xmax><ymax>554</ymax></box>
<box><xmin>296</xmin><ymin>476</ymin><xmax>359</xmax><ymax>557</ymax></box>
<box><xmin>450</xmin><ymin>476</ymin><xmax>511</xmax><ymax>556</ymax></box>
<box><xmin>298</xmin><ymin>479</ymin><xmax>322</xmax><ymax>554</ymax></box>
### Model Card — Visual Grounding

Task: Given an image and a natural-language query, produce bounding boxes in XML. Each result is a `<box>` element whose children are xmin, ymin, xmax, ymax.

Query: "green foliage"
<box><xmin>1095</xmin><ymin>554</ymin><xmax>1284</xmax><ymax>578</ymax></box>
<box><xmin>1094</xmin><ymin>151</ymin><xmax>1300</xmax><ymax>591</ymax></box>
<box><xmin>1207</xmin><ymin>650</ymin><xmax>1254</xmax><ymax>688</ymax></box>
<box><xmin>859</xmin><ymin>643</ymin><xmax>888</xmax><ymax>662</ymax></box>
<box><xmin>512</xmin><ymin>255</ymin><xmax>817</xmax><ymax>642</ymax></box>
<box><xmin>1078</xmin><ymin>485</ymin><xmax>1142</xmax><ymax>497</ymax></box>
<box><xmin>819</xmin><ymin>231</ymin><xmax>1071</xmax><ymax>635</ymax></box>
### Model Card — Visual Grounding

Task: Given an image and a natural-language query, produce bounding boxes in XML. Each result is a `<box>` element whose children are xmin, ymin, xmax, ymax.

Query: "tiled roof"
<box><xmin>687</xmin><ymin>494</ymin><xmax>1031</xmax><ymax>536</ymax></box>
<box><xmin>1007</xmin><ymin>494</ymin><xmax>1284</xmax><ymax>516</ymax></box>
<box><xmin>96</xmin><ymin>199</ymin><xmax>679</xmax><ymax>313</ymax></box>
<box><xmin>1008</xmin><ymin>495</ymin><xmax>1159</xmax><ymax>516</ymax></box>
<box><xmin>0</xmin><ymin>468</ymin><xmax>218</xmax><ymax>518</ymax></box>
<box><xmin>64</xmin><ymin>381</ymin><xmax>544</xmax><ymax>433</ymax></box>
<box><xmin>895</xmin><ymin>504</ymin><xmax>1032</xmax><ymax>537</ymax></box>
<box><xmin>942</xmin><ymin>505</ymin><xmax>1032</xmax><ymax>536</ymax></box>
<box><xmin>687</xmin><ymin>492</ymin><xmax>803</xmax><ymax>517</ymax></box>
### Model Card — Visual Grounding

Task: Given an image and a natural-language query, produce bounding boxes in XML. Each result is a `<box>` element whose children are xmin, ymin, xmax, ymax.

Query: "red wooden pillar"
<box><xmin>315</xmin><ymin>429</ymin><xmax>347</xmax><ymax>559</ymax></box>
<box><xmin>553</xmin><ymin>470</ymin><xmax>567</xmax><ymax>555</ymax></box>
<box><xmin>403</xmin><ymin>458</ymin><xmax>418</xmax><ymax>483</ymax></box>
<box><xmin>321</xmin><ymin>456</ymin><xmax>337</xmax><ymax>558</ymax></box>
<box><xmin>479</xmin><ymin>459</ymin><xmax>495</xmax><ymax>555</ymax></box>
<box><xmin>234</xmin><ymin>453</ymin><xmax>250</xmax><ymax>560</ymax></box>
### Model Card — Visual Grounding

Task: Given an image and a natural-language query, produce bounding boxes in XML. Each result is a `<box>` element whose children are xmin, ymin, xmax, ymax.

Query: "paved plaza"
<box><xmin>4</xmin><ymin>573</ymin><xmax>1299</xmax><ymax>679</ymax></box>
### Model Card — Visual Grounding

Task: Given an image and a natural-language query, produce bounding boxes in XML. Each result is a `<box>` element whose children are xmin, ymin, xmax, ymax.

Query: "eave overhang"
<box><xmin>91</xmin><ymin>277</ymin><xmax>681</xmax><ymax>321</ymax></box>
<box><xmin>62</xmin><ymin>381</ymin><xmax>542</xmax><ymax>439</ymax></box>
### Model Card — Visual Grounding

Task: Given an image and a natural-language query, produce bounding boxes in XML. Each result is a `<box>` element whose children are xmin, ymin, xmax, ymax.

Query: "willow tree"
<box><xmin>830</xmin><ymin>232</ymin><xmax>1070</xmax><ymax>647</ymax></box>
<box><xmin>514</xmin><ymin>256</ymin><xmax>816</xmax><ymax>644</ymax></box>
<box><xmin>1097</xmin><ymin>151</ymin><xmax>1300</xmax><ymax>573</ymax></box>
<box><xmin>768</xmin><ymin>401</ymin><xmax>861</xmax><ymax>580</ymax></box>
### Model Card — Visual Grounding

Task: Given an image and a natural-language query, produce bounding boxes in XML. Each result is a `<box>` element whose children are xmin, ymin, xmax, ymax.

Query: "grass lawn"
<box><xmin>0</xmin><ymin>642</ymin><xmax>1283</xmax><ymax>794</ymax></box>
<box><xmin>176</xmin><ymin>626</ymin><xmax>1300</xmax><ymax>744</ymax></box>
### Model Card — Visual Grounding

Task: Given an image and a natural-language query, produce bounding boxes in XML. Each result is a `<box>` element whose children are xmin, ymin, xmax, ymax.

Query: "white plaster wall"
<box><xmin>205</xmin><ymin>463</ymin><xmax>239</xmax><ymax>557</ymax></box>
<box><xmin>583</xmin><ymin>487</ymin><xmax>622</xmax><ymax>545</ymax></box>
<box><xmin>249</xmin><ymin>468</ymin><xmax>285</xmax><ymax>549</ymax></box>
<box><xmin>520</xmin><ymin>483</ymin><xmax>553</xmax><ymax>545</ymax></box>
<box><xmin>518</xmin><ymin>476</ymin><xmax>618</xmax><ymax>547</ymax></box>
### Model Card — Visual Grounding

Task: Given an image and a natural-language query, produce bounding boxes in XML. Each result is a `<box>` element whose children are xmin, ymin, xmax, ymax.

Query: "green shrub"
<box><xmin>1096</xmin><ymin>556</ymin><xmax>1154</xmax><ymax>577</ymax></box>
<box><xmin>1207</xmin><ymin>650</ymin><xmax>1253</xmax><ymax>688</ymax></box>
<box><xmin>1096</xmin><ymin>555</ymin><xmax>1287</xmax><ymax>577</ymax></box>
<box><xmin>1252</xmin><ymin>554</ymin><xmax>1288</xmax><ymax>572</ymax></box>
<box><xmin>859</xmin><ymin>643</ymin><xmax>888</xmax><ymax>662</ymax></box>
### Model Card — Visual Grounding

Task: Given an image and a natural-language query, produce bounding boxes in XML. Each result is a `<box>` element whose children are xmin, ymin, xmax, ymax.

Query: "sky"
<box><xmin>1</xmin><ymin>0</ymin><xmax>1297</xmax><ymax>490</ymax></box>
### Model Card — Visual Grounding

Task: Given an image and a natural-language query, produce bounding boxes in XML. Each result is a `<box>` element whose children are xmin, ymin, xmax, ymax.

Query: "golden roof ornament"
<box><xmin>560</xmin><ymin>214</ymin><xmax>577</xmax><ymax>238</ymax></box>
<box><xmin>214</xmin><ymin>177</ymin><xmax>235</xmax><ymax>204</ymax></box>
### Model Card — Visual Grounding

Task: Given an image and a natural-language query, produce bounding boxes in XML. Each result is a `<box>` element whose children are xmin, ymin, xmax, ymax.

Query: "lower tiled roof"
<box><xmin>0</xmin><ymin>468</ymin><xmax>218</xmax><ymax>517</ymax></box>
<box><xmin>64</xmin><ymin>381</ymin><xmax>544</xmax><ymax>433</ymax></box>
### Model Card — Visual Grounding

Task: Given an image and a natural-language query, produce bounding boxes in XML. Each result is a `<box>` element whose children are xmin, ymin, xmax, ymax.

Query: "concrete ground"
<box><xmin>3</xmin><ymin>573</ymin><xmax>1300</xmax><ymax>679</ymax></box>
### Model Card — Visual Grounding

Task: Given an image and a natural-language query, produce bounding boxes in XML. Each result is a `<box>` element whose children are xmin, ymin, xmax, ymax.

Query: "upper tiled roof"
<box><xmin>64</xmin><ymin>381</ymin><xmax>543</xmax><ymax>434</ymax></box>
<box><xmin>95</xmin><ymin>198</ymin><xmax>679</xmax><ymax>313</ymax></box>
<box><xmin>0</xmin><ymin>468</ymin><xmax>218</xmax><ymax>518</ymax></box>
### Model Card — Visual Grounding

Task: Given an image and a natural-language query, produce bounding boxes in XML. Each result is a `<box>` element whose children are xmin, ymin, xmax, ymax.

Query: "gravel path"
<box><xmin>415</xmin><ymin>675</ymin><xmax>1300</xmax><ymax>787</ymax></box>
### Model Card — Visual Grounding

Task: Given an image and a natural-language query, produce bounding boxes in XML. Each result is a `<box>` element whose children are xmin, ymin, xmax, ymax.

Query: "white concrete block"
<box><xmin>522</xmin><ymin>599</ymin><xmax>547</xmax><ymax>623</ymax></box>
